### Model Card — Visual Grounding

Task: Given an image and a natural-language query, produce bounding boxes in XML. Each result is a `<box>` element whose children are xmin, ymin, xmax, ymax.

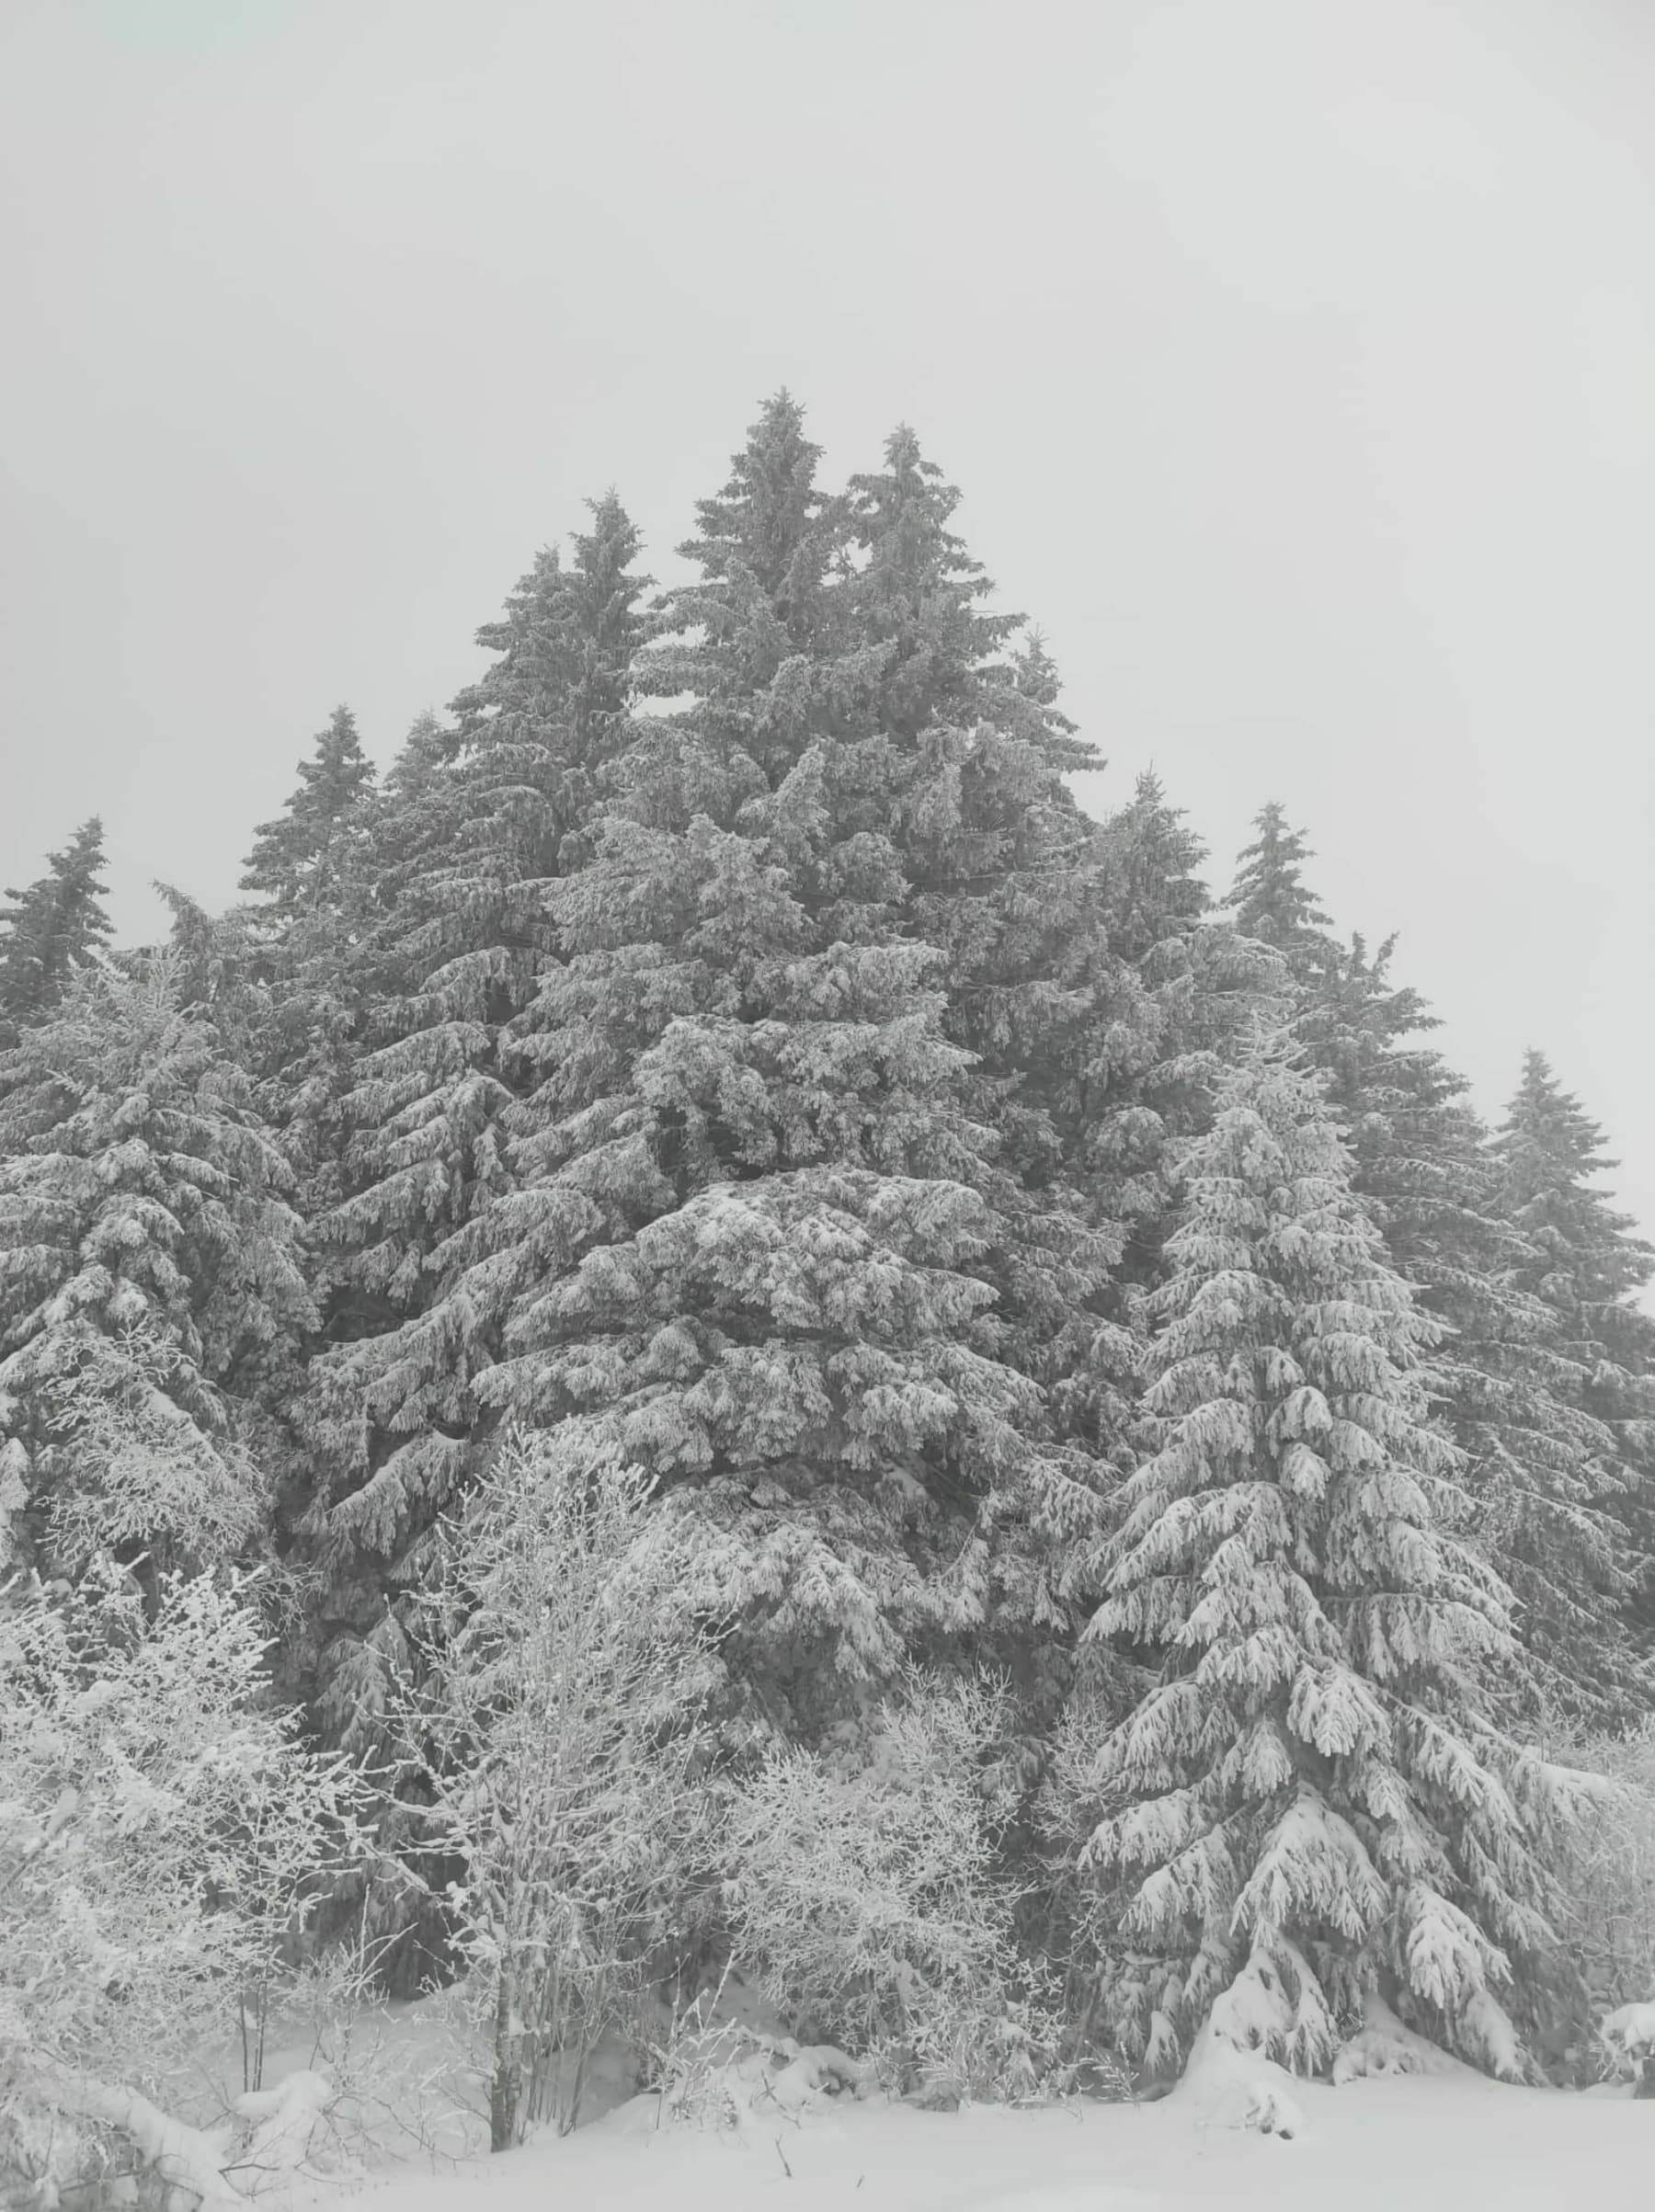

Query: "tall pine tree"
<box><xmin>1079</xmin><ymin>1036</ymin><xmax>1575</xmax><ymax>2078</ymax></box>
<box><xmin>439</xmin><ymin>400</ymin><xmax>1124</xmax><ymax>1734</ymax></box>
<box><xmin>297</xmin><ymin>500</ymin><xmax>650</xmax><ymax>1747</ymax></box>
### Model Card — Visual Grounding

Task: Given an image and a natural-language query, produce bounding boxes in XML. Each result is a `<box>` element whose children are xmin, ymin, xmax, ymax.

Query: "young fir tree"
<box><xmin>1090</xmin><ymin>773</ymin><xmax>1287</xmax><ymax>1281</ymax></box>
<box><xmin>296</xmin><ymin>503</ymin><xmax>650</xmax><ymax>1746</ymax></box>
<box><xmin>240</xmin><ymin>705</ymin><xmax>376</xmax><ymax>915</ymax></box>
<box><xmin>1485</xmin><ymin>1052</ymin><xmax>1655</xmax><ymax>1700</ymax></box>
<box><xmin>129</xmin><ymin>711</ymin><xmax>392</xmax><ymax>1291</ymax></box>
<box><xmin>441</xmin><ymin>398</ymin><xmax>1121</xmax><ymax>1736</ymax></box>
<box><xmin>1216</xmin><ymin>809</ymin><xmax>1641</xmax><ymax>1728</ymax></box>
<box><xmin>0</xmin><ymin>818</ymin><xmax>114</xmax><ymax>1041</ymax></box>
<box><xmin>1079</xmin><ymin>1034</ymin><xmax>1577</xmax><ymax>2080</ymax></box>
<box><xmin>1296</xmin><ymin>946</ymin><xmax>1651</xmax><ymax>1729</ymax></box>
<box><xmin>0</xmin><ymin>957</ymin><xmax>313</xmax><ymax>1580</ymax></box>
<box><xmin>1226</xmin><ymin>802</ymin><xmax>1336</xmax><ymax>975</ymax></box>
<box><xmin>279</xmin><ymin>708</ymin><xmax>470</xmax><ymax>1226</ymax></box>
<box><xmin>1044</xmin><ymin>772</ymin><xmax>1290</xmax><ymax>1553</ymax></box>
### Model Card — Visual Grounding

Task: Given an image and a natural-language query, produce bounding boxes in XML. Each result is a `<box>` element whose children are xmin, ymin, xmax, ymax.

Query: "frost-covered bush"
<box><xmin>1546</xmin><ymin>1723</ymin><xmax>1655</xmax><ymax>2059</ymax></box>
<box><xmin>399</xmin><ymin>1431</ymin><xmax>722</xmax><ymax>2149</ymax></box>
<box><xmin>725</xmin><ymin>1669</ymin><xmax>1075</xmax><ymax>2103</ymax></box>
<box><xmin>21</xmin><ymin>1320</ymin><xmax>271</xmax><ymax>1577</ymax></box>
<box><xmin>0</xmin><ymin>1561</ymin><xmax>368</xmax><ymax>2203</ymax></box>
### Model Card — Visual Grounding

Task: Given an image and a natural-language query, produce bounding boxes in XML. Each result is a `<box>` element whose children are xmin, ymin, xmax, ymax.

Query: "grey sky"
<box><xmin>3</xmin><ymin>0</ymin><xmax>1652</xmax><ymax>1257</ymax></box>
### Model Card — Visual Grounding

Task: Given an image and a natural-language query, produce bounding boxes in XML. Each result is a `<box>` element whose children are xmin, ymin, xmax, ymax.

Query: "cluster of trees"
<box><xmin>3</xmin><ymin>393</ymin><xmax>1653</xmax><ymax>2179</ymax></box>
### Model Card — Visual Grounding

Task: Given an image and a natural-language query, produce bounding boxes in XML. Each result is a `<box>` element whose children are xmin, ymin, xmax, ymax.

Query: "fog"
<box><xmin>3</xmin><ymin>0</ymin><xmax>1651</xmax><ymax>1242</ymax></box>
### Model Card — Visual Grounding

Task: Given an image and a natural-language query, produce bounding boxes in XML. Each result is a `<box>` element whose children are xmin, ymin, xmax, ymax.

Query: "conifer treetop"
<box><xmin>1227</xmin><ymin>801</ymin><xmax>1336</xmax><ymax>969</ymax></box>
<box><xmin>0</xmin><ymin>816</ymin><xmax>114</xmax><ymax>1034</ymax></box>
<box><xmin>680</xmin><ymin>389</ymin><xmax>824</xmax><ymax>598</ymax></box>
<box><xmin>240</xmin><ymin>706</ymin><xmax>376</xmax><ymax>913</ymax></box>
<box><xmin>1495</xmin><ymin>1049</ymin><xmax>1655</xmax><ymax>1307</ymax></box>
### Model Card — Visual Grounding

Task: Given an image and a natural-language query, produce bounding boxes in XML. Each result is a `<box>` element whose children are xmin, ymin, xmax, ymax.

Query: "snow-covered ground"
<box><xmin>314</xmin><ymin>2066</ymin><xmax>1648</xmax><ymax>2212</ymax></box>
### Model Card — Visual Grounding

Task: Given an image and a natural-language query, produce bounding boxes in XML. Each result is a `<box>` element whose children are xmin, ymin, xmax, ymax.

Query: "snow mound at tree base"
<box><xmin>1600</xmin><ymin>2000</ymin><xmax>1655</xmax><ymax>2059</ymax></box>
<box><xmin>230</xmin><ymin>2068</ymin><xmax>338</xmax><ymax>2176</ymax></box>
<box><xmin>1332</xmin><ymin>1997</ymin><xmax>1462</xmax><ymax>2085</ymax></box>
<box><xmin>1170</xmin><ymin>2021</ymin><xmax>1306</xmax><ymax>2138</ymax></box>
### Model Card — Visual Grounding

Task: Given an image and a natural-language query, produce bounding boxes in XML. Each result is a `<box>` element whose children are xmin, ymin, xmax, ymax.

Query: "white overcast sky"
<box><xmin>3</xmin><ymin>0</ymin><xmax>1652</xmax><ymax>1261</ymax></box>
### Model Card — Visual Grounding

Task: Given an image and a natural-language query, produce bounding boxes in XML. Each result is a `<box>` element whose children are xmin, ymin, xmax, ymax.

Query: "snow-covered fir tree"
<box><xmin>271</xmin><ymin>708</ymin><xmax>469</xmax><ymax>1229</ymax></box>
<box><xmin>0</xmin><ymin>957</ymin><xmax>313</xmax><ymax>1579</ymax></box>
<box><xmin>1079</xmin><ymin>1032</ymin><xmax>1579</xmax><ymax>2080</ymax></box>
<box><xmin>430</xmin><ymin>399</ymin><xmax>1121</xmax><ymax>1734</ymax></box>
<box><xmin>1090</xmin><ymin>772</ymin><xmax>1286</xmax><ymax>1283</ymax></box>
<box><xmin>1047</xmin><ymin>773</ymin><xmax>1288</xmax><ymax>1556</ymax></box>
<box><xmin>1226</xmin><ymin>802</ymin><xmax>1336</xmax><ymax>975</ymax></box>
<box><xmin>830</xmin><ymin>428</ymin><xmax>1158</xmax><ymax>1556</ymax></box>
<box><xmin>0</xmin><ymin>816</ymin><xmax>114</xmax><ymax>1041</ymax></box>
<box><xmin>1299</xmin><ymin>943</ymin><xmax>1653</xmax><ymax>1729</ymax></box>
<box><xmin>1219</xmin><ymin>804</ymin><xmax>1649</xmax><ymax>1731</ymax></box>
<box><xmin>1486</xmin><ymin>1051</ymin><xmax>1655</xmax><ymax>1698</ymax></box>
<box><xmin>240</xmin><ymin>705</ymin><xmax>377</xmax><ymax>916</ymax></box>
<box><xmin>295</xmin><ymin>501</ymin><xmax>650</xmax><ymax>1749</ymax></box>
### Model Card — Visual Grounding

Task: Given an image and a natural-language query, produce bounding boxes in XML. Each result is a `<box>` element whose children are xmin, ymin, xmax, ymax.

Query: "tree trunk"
<box><xmin>490</xmin><ymin>1967</ymin><xmax>522</xmax><ymax>2151</ymax></box>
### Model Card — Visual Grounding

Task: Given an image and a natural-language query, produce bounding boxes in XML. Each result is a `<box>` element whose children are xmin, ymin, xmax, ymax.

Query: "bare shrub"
<box><xmin>1546</xmin><ymin>1720</ymin><xmax>1655</xmax><ymax>2068</ymax></box>
<box><xmin>0</xmin><ymin>1561</ymin><xmax>371</xmax><ymax>2206</ymax></box>
<box><xmin>725</xmin><ymin>1668</ymin><xmax>1091</xmax><ymax>2104</ymax></box>
<box><xmin>396</xmin><ymin>1430</ymin><xmax>722</xmax><ymax>2149</ymax></box>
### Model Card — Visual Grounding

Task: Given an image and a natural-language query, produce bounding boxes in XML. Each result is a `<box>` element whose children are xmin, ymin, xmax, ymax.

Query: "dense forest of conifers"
<box><xmin>3</xmin><ymin>393</ymin><xmax>1652</xmax><ymax>2110</ymax></box>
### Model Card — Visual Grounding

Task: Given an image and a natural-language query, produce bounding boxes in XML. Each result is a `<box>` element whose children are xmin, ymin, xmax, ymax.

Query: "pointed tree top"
<box><xmin>0</xmin><ymin>815</ymin><xmax>115</xmax><ymax>1032</ymax></box>
<box><xmin>1227</xmin><ymin>801</ymin><xmax>1335</xmax><ymax>963</ymax></box>
<box><xmin>1497</xmin><ymin>1048</ymin><xmax>1626</xmax><ymax>1186</ymax></box>
<box><xmin>681</xmin><ymin>393</ymin><xmax>825</xmax><ymax>595</ymax></box>
<box><xmin>240</xmin><ymin>706</ymin><xmax>375</xmax><ymax>910</ymax></box>
<box><xmin>1494</xmin><ymin>1048</ymin><xmax>1653</xmax><ymax>1301</ymax></box>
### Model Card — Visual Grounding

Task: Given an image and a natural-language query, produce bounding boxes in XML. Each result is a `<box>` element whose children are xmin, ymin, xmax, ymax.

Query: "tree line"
<box><xmin>3</xmin><ymin>393</ymin><xmax>1652</xmax><ymax>2153</ymax></box>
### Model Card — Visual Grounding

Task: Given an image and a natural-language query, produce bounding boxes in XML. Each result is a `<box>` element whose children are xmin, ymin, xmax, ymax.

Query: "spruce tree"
<box><xmin>1096</xmin><ymin>770</ymin><xmax>1209</xmax><ymax>971</ymax></box>
<box><xmin>295</xmin><ymin>504</ymin><xmax>649</xmax><ymax>1744</ymax></box>
<box><xmin>441</xmin><ymin>401</ymin><xmax>1136</xmax><ymax>1733</ymax></box>
<box><xmin>1079</xmin><ymin>1035</ymin><xmax>1574</xmax><ymax>2079</ymax></box>
<box><xmin>240</xmin><ymin>705</ymin><xmax>376</xmax><ymax>915</ymax></box>
<box><xmin>1493</xmin><ymin>1052</ymin><xmax>1655</xmax><ymax>1370</ymax></box>
<box><xmin>1483</xmin><ymin>1052</ymin><xmax>1655</xmax><ymax>1709</ymax></box>
<box><xmin>0</xmin><ymin>818</ymin><xmax>114</xmax><ymax>1039</ymax></box>
<box><xmin>1217</xmin><ymin>808</ymin><xmax>1645</xmax><ymax>1730</ymax></box>
<box><xmin>0</xmin><ymin>957</ymin><xmax>313</xmax><ymax>1579</ymax></box>
<box><xmin>1295</xmin><ymin>941</ymin><xmax>1652</xmax><ymax>1729</ymax></box>
<box><xmin>1226</xmin><ymin>802</ymin><xmax>1336</xmax><ymax>975</ymax></box>
<box><xmin>830</xmin><ymin>429</ymin><xmax>1155</xmax><ymax>1497</ymax></box>
<box><xmin>1047</xmin><ymin>771</ymin><xmax>1289</xmax><ymax>1537</ymax></box>
<box><xmin>1091</xmin><ymin>773</ymin><xmax>1287</xmax><ymax>1277</ymax></box>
